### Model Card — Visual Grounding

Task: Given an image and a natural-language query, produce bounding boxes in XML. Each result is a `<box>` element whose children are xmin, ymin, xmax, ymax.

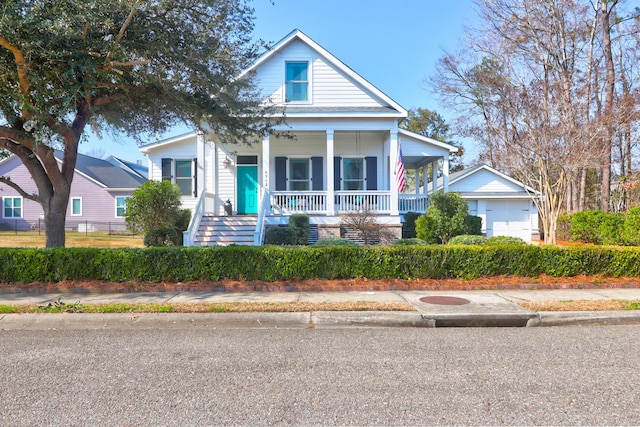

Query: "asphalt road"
<box><xmin>2</xmin><ymin>326</ymin><xmax>639</xmax><ymax>426</ymax></box>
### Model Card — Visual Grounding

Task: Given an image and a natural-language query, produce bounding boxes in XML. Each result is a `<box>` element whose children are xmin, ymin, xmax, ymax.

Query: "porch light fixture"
<box><xmin>223</xmin><ymin>156</ymin><xmax>231</xmax><ymax>168</ymax></box>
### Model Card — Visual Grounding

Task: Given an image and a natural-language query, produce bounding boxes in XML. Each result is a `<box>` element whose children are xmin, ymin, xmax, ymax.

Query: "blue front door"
<box><xmin>237</xmin><ymin>165</ymin><xmax>258</xmax><ymax>214</ymax></box>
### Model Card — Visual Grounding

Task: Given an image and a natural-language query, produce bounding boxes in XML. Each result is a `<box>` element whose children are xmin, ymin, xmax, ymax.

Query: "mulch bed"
<box><xmin>2</xmin><ymin>275</ymin><xmax>640</xmax><ymax>294</ymax></box>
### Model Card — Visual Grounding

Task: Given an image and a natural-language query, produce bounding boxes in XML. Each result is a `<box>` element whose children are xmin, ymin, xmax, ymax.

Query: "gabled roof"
<box><xmin>398</xmin><ymin>129</ymin><xmax>459</xmax><ymax>153</ymax></box>
<box><xmin>139</xmin><ymin>132</ymin><xmax>197</xmax><ymax>153</ymax></box>
<box><xmin>440</xmin><ymin>164</ymin><xmax>539</xmax><ymax>194</ymax></box>
<box><xmin>55</xmin><ymin>151</ymin><xmax>147</xmax><ymax>189</ymax></box>
<box><xmin>107</xmin><ymin>156</ymin><xmax>148</xmax><ymax>180</ymax></box>
<box><xmin>240</xmin><ymin>29</ymin><xmax>408</xmax><ymax>117</ymax></box>
<box><xmin>1</xmin><ymin>151</ymin><xmax>147</xmax><ymax>189</ymax></box>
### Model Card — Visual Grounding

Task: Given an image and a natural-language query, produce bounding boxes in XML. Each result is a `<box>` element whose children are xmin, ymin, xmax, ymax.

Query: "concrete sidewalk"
<box><xmin>1</xmin><ymin>289</ymin><xmax>640</xmax><ymax>329</ymax></box>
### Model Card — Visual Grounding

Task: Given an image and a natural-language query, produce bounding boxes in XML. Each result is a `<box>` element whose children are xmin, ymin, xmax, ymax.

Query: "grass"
<box><xmin>519</xmin><ymin>300</ymin><xmax>640</xmax><ymax>312</ymax></box>
<box><xmin>0</xmin><ymin>301</ymin><xmax>417</xmax><ymax>314</ymax></box>
<box><xmin>0</xmin><ymin>231</ymin><xmax>144</xmax><ymax>248</ymax></box>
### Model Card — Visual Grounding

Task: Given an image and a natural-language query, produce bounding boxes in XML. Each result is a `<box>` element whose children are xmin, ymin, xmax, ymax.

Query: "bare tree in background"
<box><xmin>429</xmin><ymin>0</ymin><xmax>640</xmax><ymax>243</ymax></box>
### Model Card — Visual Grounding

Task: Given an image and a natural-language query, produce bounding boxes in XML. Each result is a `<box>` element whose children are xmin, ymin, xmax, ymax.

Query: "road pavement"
<box><xmin>2</xmin><ymin>326</ymin><xmax>639</xmax><ymax>425</ymax></box>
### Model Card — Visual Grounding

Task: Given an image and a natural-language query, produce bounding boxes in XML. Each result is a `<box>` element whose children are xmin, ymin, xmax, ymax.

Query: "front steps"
<box><xmin>194</xmin><ymin>215</ymin><xmax>257</xmax><ymax>246</ymax></box>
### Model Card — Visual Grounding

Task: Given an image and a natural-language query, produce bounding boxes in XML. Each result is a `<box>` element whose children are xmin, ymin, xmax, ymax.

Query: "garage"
<box><xmin>485</xmin><ymin>200</ymin><xmax>532</xmax><ymax>241</ymax></box>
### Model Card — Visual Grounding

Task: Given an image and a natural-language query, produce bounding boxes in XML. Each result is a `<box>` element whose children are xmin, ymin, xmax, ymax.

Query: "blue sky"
<box><xmin>81</xmin><ymin>0</ymin><xmax>477</xmax><ymax>162</ymax></box>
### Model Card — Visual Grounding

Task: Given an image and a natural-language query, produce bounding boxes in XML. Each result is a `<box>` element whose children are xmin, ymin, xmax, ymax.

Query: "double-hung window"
<box><xmin>3</xmin><ymin>196</ymin><xmax>22</xmax><ymax>218</ymax></box>
<box><xmin>342</xmin><ymin>158</ymin><xmax>365</xmax><ymax>190</ymax></box>
<box><xmin>285</xmin><ymin>61</ymin><xmax>309</xmax><ymax>102</ymax></box>
<box><xmin>289</xmin><ymin>158</ymin><xmax>311</xmax><ymax>191</ymax></box>
<box><xmin>115</xmin><ymin>196</ymin><xmax>128</xmax><ymax>218</ymax></box>
<box><xmin>162</xmin><ymin>158</ymin><xmax>195</xmax><ymax>196</ymax></box>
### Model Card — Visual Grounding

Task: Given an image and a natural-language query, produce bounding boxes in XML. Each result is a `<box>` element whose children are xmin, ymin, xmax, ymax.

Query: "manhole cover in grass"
<box><xmin>420</xmin><ymin>296</ymin><xmax>471</xmax><ymax>306</ymax></box>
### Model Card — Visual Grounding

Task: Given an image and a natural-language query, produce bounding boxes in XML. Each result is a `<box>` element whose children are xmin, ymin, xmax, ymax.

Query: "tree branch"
<box><xmin>0</xmin><ymin>36</ymin><xmax>30</xmax><ymax>97</ymax></box>
<box><xmin>0</xmin><ymin>176</ymin><xmax>39</xmax><ymax>202</ymax></box>
<box><xmin>102</xmin><ymin>1</ymin><xmax>142</xmax><ymax>71</ymax></box>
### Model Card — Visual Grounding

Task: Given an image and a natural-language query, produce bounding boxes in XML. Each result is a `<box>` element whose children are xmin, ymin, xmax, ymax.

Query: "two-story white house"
<box><xmin>140</xmin><ymin>29</ymin><xmax>538</xmax><ymax>245</ymax></box>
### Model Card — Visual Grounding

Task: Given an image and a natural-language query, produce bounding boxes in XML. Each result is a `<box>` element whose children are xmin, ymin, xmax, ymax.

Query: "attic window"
<box><xmin>285</xmin><ymin>61</ymin><xmax>308</xmax><ymax>102</ymax></box>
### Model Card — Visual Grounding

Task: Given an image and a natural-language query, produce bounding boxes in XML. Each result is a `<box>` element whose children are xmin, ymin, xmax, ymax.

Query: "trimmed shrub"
<box><xmin>622</xmin><ymin>207</ymin><xmax>640</xmax><ymax>246</ymax></box>
<box><xmin>402</xmin><ymin>212</ymin><xmax>422</xmax><ymax>238</ymax></box>
<box><xmin>144</xmin><ymin>227</ymin><xmax>180</xmax><ymax>247</ymax></box>
<box><xmin>415</xmin><ymin>191</ymin><xmax>481</xmax><ymax>244</ymax></box>
<box><xmin>3</xmin><ymin>245</ymin><xmax>640</xmax><ymax>283</ymax></box>
<box><xmin>486</xmin><ymin>236</ymin><xmax>526</xmax><ymax>245</ymax></box>
<box><xmin>464</xmin><ymin>215</ymin><xmax>482</xmax><ymax>235</ymax></box>
<box><xmin>265</xmin><ymin>227</ymin><xmax>297</xmax><ymax>245</ymax></box>
<box><xmin>569</xmin><ymin>210</ymin><xmax>606</xmax><ymax>243</ymax></box>
<box><xmin>393</xmin><ymin>238</ymin><xmax>427</xmax><ymax>246</ymax></box>
<box><xmin>599</xmin><ymin>212</ymin><xmax>625</xmax><ymax>245</ymax></box>
<box><xmin>314</xmin><ymin>237</ymin><xmax>358</xmax><ymax>247</ymax></box>
<box><xmin>288</xmin><ymin>214</ymin><xmax>310</xmax><ymax>245</ymax></box>
<box><xmin>448</xmin><ymin>235</ymin><xmax>487</xmax><ymax>245</ymax></box>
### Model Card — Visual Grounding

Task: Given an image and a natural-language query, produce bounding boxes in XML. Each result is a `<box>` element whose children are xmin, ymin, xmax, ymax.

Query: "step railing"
<box><xmin>183</xmin><ymin>190</ymin><xmax>214</xmax><ymax>246</ymax></box>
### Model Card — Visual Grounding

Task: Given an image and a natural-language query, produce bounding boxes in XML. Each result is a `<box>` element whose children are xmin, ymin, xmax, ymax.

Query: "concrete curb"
<box><xmin>0</xmin><ymin>312</ymin><xmax>312</xmax><ymax>330</ymax></box>
<box><xmin>312</xmin><ymin>311</ymin><xmax>433</xmax><ymax>328</ymax></box>
<box><xmin>3</xmin><ymin>310</ymin><xmax>640</xmax><ymax>330</ymax></box>
<box><xmin>532</xmin><ymin>310</ymin><xmax>640</xmax><ymax>327</ymax></box>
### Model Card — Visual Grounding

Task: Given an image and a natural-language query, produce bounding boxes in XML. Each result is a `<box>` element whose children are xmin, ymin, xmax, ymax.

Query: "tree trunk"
<box><xmin>44</xmin><ymin>193</ymin><xmax>70</xmax><ymax>248</ymax></box>
<box><xmin>600</xmin><ymin>0</ymin><xmax>617</xmax><ymax>213</ymax></box>
<box><xmin>579</xmin><ymin>167</ymin><xmax>587</xmax><ymax>211</ymax></box>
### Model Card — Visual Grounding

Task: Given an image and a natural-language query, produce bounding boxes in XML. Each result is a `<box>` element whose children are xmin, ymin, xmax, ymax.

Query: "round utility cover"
<box><xmin>419</xmin><ymin>296</ymin><xmax>471</xmax><ymax>305</ymax></box>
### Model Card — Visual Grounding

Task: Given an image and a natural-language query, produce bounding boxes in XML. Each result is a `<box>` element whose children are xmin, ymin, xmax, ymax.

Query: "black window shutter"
<box><xmin>192</xmin><ymin>158</ymin><xmax>198</xmax><ymax>197</ymax></box>
<box><xmin>161</xmin><ymin>158</ymin><xmax>172</xmax><ymax>181</ymax></box>
<box><xmin>275</xmin><ymin>157</ymin><xmax>287</xmax><ymax>191</ymax></box>
<box><xmin>311</xmin><ymin>157</ymin><xmax>323</xmax><ymax>191</ymax></box>
<box><xmin>334</xmin><ymin>157</ymin><xmax>341</xmax><ymax>191</ymax></box>
<box><xmin>366</xmin><ymin>156</ymin><xmax>377</xmax><ymax>190</ymax></box>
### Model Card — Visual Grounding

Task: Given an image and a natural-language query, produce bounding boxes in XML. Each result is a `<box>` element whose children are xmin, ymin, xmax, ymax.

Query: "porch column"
<box><xmin>432</xmin><ymin>160</ymin><xmax>438</xmax><ymax>194</ymax></box>
<box><xmin>262</xmin><ymin>133</ymin><xmax>270</xmax><ymax>214</ymax></box>
<box><xmin>326</xmin><ymin>130</ymin><xmax>335</xmax><ymax>215</ymax></box>
<box><xmin>421</xmin><ymin>165</ymin><xmax>427</xmax><ymax>195</ymax></box>
<box><xmin>196</xmin><ymin>130</ymin><xmax>205</xmax><ymax>197</ymax></box>
<box><xmin>390</xmin><ymin>131</ymin><xmax>399</xmax><ymax>215</ymax></box>
<box><xmin>443</xmin><ymin>157</ymin><xmax>450</xmax><ymax>192</ymax></box>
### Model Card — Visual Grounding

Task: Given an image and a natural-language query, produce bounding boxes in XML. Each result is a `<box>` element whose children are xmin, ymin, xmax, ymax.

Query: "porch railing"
<box><xmin>269</xmin><ymin>191</ymin><xmax>413</xmax><ymax>215</ymax></box>
<box><xmin>398</xmin><ymin>194</ymin><xmax>429</xmax><ymax>214</ymax></box>
<box><xmin>270</xmin><ymin>191</ymin><xmax>327</xmax><ymax>214</ymax></box>
<box><xmin>335</xmin><ymin>191</ymin><xmax>391</xmax><ymax>214</ymax></box>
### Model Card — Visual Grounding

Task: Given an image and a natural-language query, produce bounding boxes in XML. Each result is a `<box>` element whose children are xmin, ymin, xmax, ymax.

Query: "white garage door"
<box><xmin>485</xmin><ymin>200</ymin><xmax>531</xmax><ymax>241</ymax></box>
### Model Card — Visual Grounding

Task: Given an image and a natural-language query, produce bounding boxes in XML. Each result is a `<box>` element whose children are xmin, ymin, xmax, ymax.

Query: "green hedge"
<box><xmin>2</xmin><ymin>245</ymin><xmax>640</xmax><ymax>283</ymax></box>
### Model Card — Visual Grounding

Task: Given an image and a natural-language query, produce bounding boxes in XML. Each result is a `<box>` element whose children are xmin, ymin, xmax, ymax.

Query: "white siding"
<box><xmin>399</xmin><ymin>135</ymin><xmax>450</xmax><ymax>158</ymax></box>
<box><xmin>269</xmin><ymin>131</ymin><xmax>386</xmax><ymax>191</ymax></box>
<box><xmin>451</xmin><ymin>169</ymin><xmax>524</xmax><ymax>193</ymax></box>
<box><xmin>253</xmin><ymin>39</ymin><xmax>386</xmax><ymax>108</ymax></box>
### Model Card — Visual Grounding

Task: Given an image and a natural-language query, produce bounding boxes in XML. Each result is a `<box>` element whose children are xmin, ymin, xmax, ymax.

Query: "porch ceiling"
<box><xmin>405</xmin><ymin>156</ymin><xmax>442</xmax><ymax>169</ymax></box>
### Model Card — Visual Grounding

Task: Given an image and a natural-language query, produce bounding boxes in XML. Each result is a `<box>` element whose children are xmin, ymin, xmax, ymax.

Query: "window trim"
<box><xmin>174</xmin><ymin>159</ymin><xmax>194</xmax><ymax>196</ymax></box>
<box><xmin>2</xmin><ymin>196</ymin><xmax>23</xmax><ymax>218</ymax></box>
<box><xmin>70</xmin><ymin>197</ymin><xmax>82</xmax><ymax>216</ymax></box>
<box><xmin>115</xmin><ymin>196</ymin><xmax>128</xmax><ymax>218</ymax></box>
<box><xmin>284</xmin><ymin>60</ymin><xmax>312</xmax><ymax>104</ymax></box>
<box><xmin>287</xmin><ymin>157</ymin><xmax>312</xmax><ymax>191</ymax></box>
<box><xmin>341</xmin><ymin>157</ymin><xmax>366</xmax><ymax>191</ymax></box>
<box><xmin>161</xmin><ymin>158</ymin><xmax>195</xmax><ymax>197</ymax></box>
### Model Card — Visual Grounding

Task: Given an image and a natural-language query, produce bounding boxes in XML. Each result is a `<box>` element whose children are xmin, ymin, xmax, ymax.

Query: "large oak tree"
<box><xmin>0</xmin><ymin>0</ymin><xmax>279</xmax><ymax>247</ymax></box>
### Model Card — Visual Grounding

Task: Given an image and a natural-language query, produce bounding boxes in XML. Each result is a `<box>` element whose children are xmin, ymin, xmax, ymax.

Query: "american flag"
<box><xmin>396</xmin><ymin>142</ymin><xmax>406</xmax><ymax>192</ymax></box>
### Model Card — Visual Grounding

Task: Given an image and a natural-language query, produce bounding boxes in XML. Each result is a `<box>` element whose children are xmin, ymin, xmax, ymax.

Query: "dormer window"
<box><xmin>285</xmin><ymin>61</ymin><xmax>309</xmax><ymax>102</ymax></box>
